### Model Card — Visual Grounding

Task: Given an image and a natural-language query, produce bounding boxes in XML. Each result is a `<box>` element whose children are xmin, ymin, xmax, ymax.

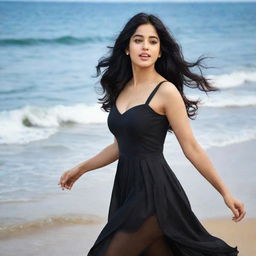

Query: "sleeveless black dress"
<box><xmin>87</xmin><ymin>80</ymin><xmax>239</xmax><ymax>256</ymax></box>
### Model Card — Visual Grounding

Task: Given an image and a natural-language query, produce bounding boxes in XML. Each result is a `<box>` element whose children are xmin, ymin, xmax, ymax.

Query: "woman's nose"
<box><xmin>142</xmin><ymin>42</ymin><xmax>149</xmax><ymax>49</ymax></box>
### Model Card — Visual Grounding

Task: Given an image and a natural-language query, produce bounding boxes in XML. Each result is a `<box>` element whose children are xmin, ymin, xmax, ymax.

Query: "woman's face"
<box><xmin>126</xmin><ymin>23</ymin><xmax>161</xmax><ymax>68</ymax></box>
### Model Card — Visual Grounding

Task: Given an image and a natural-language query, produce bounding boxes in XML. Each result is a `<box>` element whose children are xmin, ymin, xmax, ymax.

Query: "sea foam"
<box><xmin>207</xmin><ymin>70</ymin><xmax>256</xmax><ymax>89</ymax></box>
<box><xmin>0</xmin><ymin>103</ymin><xmax>107</xmax><ymax>144</ymax></box>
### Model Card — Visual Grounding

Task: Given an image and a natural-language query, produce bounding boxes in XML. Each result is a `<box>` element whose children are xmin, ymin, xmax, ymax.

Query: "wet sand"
<box><xmin>202</xmin><ymin>217</ymin><xmax>255</xmax><ymax>256</ymax></box>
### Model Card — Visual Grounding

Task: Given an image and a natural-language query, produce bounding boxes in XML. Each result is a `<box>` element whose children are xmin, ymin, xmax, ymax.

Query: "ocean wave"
<box><xmin>198</xmin><ymin>94</ymin><xmax>256</xmax><ymax>107</ymax></box>
<box><xmin>0</xmin><ymin>103</ymin><xmax>107</xmax><ymax>144</ymax></box>
<box><xmin>207</xmin><ymin>70</ymin><xmax>256</xmax><ymax>89</ymax></box>
<box><xmin>0</xmin><ymin>35</ymin><xmax>112</xmax><ymax>47</ymax></box>
<box><xmin>0</xmin><ymin>91</ymin><xmax>255</xmax><ymax>145</ymax></box>
<box><xmin>0</xmin><ymin>85</ymin><xmax>35</xmax><ymax>95</ymax></box>
<box><xmin>0</xmin><ymin>198</ymin><xmax>41</xmax><ymax>204</ymax></box>
<box><xmin>200</xmin><ymin>128</ymin><xmax>256</xmax><ymax>149</ymax></box>
<box><xmin>0</xmin><ymin>213</ymin><xmax>103</xmax><ymax>239</ymax></box>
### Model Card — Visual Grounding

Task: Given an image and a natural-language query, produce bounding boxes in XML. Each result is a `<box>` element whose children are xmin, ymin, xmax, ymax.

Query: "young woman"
<box><xmin>58</xmin><ymin>13</ymin><xmax>245</xmax><ymax>256</ymax></box>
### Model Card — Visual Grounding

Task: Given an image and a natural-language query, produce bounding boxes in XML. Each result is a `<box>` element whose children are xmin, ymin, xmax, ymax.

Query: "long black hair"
<box><xmin>93</xmin><ymin>12</ymin><xmax>218</xmax><ymax>132</ymax></box>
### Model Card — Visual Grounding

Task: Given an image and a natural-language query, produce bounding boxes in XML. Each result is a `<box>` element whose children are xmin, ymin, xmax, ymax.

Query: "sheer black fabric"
<box><xmin>87</xmin><ymin>81</ymin><xmax>239</xmax><ymax>256</ymax></box>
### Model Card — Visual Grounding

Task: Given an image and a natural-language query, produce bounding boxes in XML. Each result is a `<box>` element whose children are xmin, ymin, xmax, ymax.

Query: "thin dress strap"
<box><xmin>145</xmin><ymin>80</ymin><xmax>168</xmax><ymax>105</ymax></box>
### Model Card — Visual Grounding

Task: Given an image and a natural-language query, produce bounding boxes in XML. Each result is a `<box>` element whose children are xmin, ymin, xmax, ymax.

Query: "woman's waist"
<box><xmin>119</xmin><ymin>150</ymin><xmax>164</xmax><ymax>160</ymax></box>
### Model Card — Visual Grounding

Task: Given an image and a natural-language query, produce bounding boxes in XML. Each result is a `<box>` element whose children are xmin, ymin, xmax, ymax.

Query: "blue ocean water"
<box><xmin>0</xmin><ymin>1</ymin><xmax>255</xmax><ymax>239</ymax></box>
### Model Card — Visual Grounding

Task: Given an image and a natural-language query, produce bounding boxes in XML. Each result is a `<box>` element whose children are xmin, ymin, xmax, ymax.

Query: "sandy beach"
<box><xmin>1</xmin><ymin>138</ymin><xmax>254</xmax><ymax>256</ymax></box>
<box><xmin>202</xmin><ymin>217</ymin><xmax>256</xmax><ymax>256</ymax></box>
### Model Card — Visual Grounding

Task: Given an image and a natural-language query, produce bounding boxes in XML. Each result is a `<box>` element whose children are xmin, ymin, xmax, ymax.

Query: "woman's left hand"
<box><xmin>223</xmin><ymin>193</ymin><xmax>246</xmax><ymax>222</ymax></box>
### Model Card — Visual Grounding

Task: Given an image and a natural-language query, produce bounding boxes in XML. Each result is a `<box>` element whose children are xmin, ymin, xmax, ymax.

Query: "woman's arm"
<box><xmin>160</xmin><ymin>82</ymin><xmax>246</xmax><ymax>222</ymax></box>
<box><xmin>75</xmin><ymin>137</ymin><xmax>119</xmax><ymax>175</ymax></box>
<box><xmin>58</xmin><ymin>137</ymin><xmax>119</xmax><ymax>190</ymax></box>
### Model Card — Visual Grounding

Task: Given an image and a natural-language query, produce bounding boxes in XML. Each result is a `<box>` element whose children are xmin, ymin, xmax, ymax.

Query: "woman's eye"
<box><xmin>134</xmin><ymin>39</ymin><xmax>158</xmax><ymax>44</ymax></box>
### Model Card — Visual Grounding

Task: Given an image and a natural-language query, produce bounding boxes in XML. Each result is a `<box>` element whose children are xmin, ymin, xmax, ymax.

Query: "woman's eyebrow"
<box><xmin>132</xmin><ymin>34</ymin><xmax>159</xmax><ymax>40</ymax></box>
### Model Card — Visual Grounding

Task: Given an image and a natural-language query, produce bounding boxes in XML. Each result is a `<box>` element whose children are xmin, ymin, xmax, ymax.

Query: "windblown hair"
<box><xmin>93</xmin><ymin>12</ymin><xmax>218</xmax><ymax>133</ymax></box>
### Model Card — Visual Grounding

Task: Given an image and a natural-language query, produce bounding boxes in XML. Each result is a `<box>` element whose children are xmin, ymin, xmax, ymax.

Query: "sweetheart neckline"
<box><xmin>114</xmin><ymin>103</ymin><xmax>166</xmax><ymax>118</ymax></box>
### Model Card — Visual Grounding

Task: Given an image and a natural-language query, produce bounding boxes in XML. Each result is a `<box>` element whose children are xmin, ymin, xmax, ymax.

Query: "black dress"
<box><xmin>87</xmin><ymin>80</ymin><xmax>239</xmax><ymax>256</ymax></box>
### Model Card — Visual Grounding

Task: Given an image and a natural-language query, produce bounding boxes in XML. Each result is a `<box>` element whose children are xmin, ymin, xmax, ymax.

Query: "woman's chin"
<box><xmin>133</xmin><ymin>61</ymin><xmax>155</xmax><ymax>68</ymax></box>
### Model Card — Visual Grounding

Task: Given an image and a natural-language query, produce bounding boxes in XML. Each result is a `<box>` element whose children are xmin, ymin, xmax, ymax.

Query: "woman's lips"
<box><xmin>139</xmin><ymin>55</ymin><xmax>150</xmax><ymax>61</ymax></box>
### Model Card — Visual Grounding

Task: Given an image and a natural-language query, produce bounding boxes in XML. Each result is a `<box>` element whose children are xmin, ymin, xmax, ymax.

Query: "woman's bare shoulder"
<box><xmin>159</xmin><ymin>81</ymin><xmax>180</xmax><ymax>98</ymax></box>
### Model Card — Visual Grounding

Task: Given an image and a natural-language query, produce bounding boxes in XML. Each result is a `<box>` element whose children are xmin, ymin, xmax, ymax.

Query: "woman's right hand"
<box><xmin>58</xmin><ymin>167</ymin><xmax>84</xmax><ymax>190</ymax></box>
